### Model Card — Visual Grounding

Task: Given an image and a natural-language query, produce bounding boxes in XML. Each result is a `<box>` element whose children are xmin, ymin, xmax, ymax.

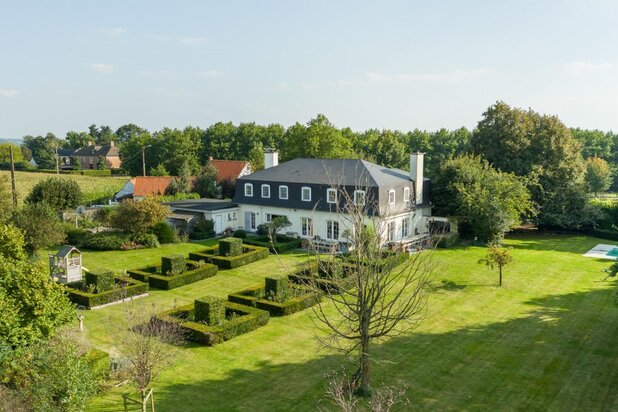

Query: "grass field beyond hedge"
<box><xmin>85</xmin><ymin>233</ymin><xmax>618</xmax><ymax>411</ymax></box>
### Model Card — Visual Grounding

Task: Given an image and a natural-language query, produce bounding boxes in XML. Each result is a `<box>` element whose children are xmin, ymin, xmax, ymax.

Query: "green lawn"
<box><xmin>84</xmin><ymin>233</ymin><xmax>618</xmax><ymax>411</ymax></box>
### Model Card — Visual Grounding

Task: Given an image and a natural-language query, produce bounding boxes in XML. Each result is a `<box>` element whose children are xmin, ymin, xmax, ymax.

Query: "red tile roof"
<box><xmin>132</xmin><ymin>176</ymin><xmax>174</xmax><ymax>197</ymax></box>
<box><xmin>209</xmin><ymin>160</ymin><xmax>249</xmax><ymax>182</ymax></box>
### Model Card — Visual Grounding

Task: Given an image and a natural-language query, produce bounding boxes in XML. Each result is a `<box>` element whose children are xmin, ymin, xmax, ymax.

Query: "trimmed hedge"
<box><xmin>162</xmin><ymin>254</ymin><xmax>186</xmax><ymax>276</ymax></box>
<box><xmin>155</xmin><ymin>301</ymin><xmax>270</xmax><ymax>346</ymax></box>
<box><xmin>228</xmin><ymin>282</ymin><xmax>320</xmax><ymax>317</ymax></box>
<box><xmin>219</xmin><ymin>237</ymin><xmax>243</xmax><ymax>257</ymax></box>
<box><xmin>64</xmin><ymin>275</ymin><xmax>148</xmax><ymax>309</ymax></box>
<box><xmin>188</xmin><ymin>245</ymin><xmax>269</xmax><ymax>269</ymax></box>
<box><xmin>33</xmin><ymin>169</ymin><xmax>112</xmax><ymax>176</ymax></box>
<box><xmin>287</xmin><ymin>260</ymin><xmax>357</xmax><ymax>293</ymax></box>
<box><xmin>83</xmin><ymin>348</ymin><xmax>110</xmax><ymax>380</ymax></box>
<box><xmin>127</xmin><ymin>260</ymin><xmax>218</xmax><ymax>290</ymax></box>
<box><xmin>265</xmin><ymin>275</ymin><xmax>291</xmax><ymax>301</ymax></box>
<box><xmin>85</xmin><ymin>269</ymin><xmax>115</xmax><ymax>293</ymax></box>
<box><xmin>338</xmin><ymin>251</ymin><xmax>408</xmax><ymax>273</ymax></box>
<box><xmin>195</xmin><ymin>296</ymin><xmax>225</xmax><ymax>326</ymax></box>
<box><xmin>581</xmin><ymin>228</ymin><xmax>618</xmax><ymax>242</ymax></box>
<box><xmin>243</xmin><ymin>235</ymin><xmax>302</xmax><ymax>254</ymax></box>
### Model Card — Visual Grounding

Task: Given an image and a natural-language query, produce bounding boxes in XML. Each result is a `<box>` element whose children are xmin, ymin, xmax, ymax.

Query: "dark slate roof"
<box><xmin>163</xmin><ymin>199</ymin><xmax>237</xmax><ymax>212</ymax></box>
<box><xmin>56</xmin><ymin>245</ymin><xmax>80</xmax><ymax>257</ymax></box>
<box><xmin>57</xmin><ymin>148</ymin><xmax>76</xmax><ymax>157</ymax></box>
<box><xmin>238</xmin><ymin>158</ymin><xmax>422</xmax><ymax>186</ymax></box>
<box><xmin>73</xmin><ymin>144</ymin><xmax>119</xmax><ymax>157</ymax></box>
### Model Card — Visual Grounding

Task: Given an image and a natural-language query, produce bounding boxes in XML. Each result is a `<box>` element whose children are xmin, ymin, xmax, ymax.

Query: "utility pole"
<box><xmin>55</xmin><ymin>145</ymin><xmax>60</xmax><ymax>174</ymax></box>
<box><xmin>141</xmin><ymin>145</ymin><xmax>151</xmax><ymax>177</ymax></box>
<box><xmin>9</xmin><ymin>145</ymin><xmax>17</xmax><ymax>208</ymax></box>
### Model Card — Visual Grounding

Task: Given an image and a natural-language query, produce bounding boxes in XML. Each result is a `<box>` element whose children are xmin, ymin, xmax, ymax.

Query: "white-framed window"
<box><xmin>244</xmin><ymin>183</ymin><xmax>253</xmax><ymax>197</ymax></box>
<box><xmin>387</xmin><ymin>221</ymin><xmax>396</xmax><ymax>241</ymax></box>
<box><xmin>266</xmin><ymin>213</ymin><xmax>272</xmax><ymax>222</ymax></box>
<box><xmin>354</xmin><ymin>190</ymin><xmax>366</xmax><ymax>206</ymax></box>
<box><xmin>402</xmin><ymin>218</ymin><xmax>409</xmax><ymax>238</ymax></box>
<box><xmin>261</xmin><ymin>184</ymin><xmax>270</xmax><ymax>198</ymax></box>
<box><xmin>249</xmin><ymin>212</ymin><xmax>256</xmax><ymax>230</ymax></box>
<box><xmin>302</xmin><ymin>186</ymin><xmax>312</xmax><ymax>202</ymax></box>
<box><xmin>327</xmin><ymin>221</ymin><xmax>340</xmax><ymax>240</ymax></box>
<box><xmin>279</xmin><ymin>185</ymin><xmax>288</xmax><ymax>200</ymax></box>
<box><xmin>301</xmin><ymin>217</ymin><xmax>313</xmax><ymax>237</ymax></box>
<box><xmin>227</xmin><ymin>212</ymin><xmax>237</xmax><ymax>222</ymax></box>
<box><xmin>388</xmin><ymin>190</ymin><xmax>396</xmax><ymax>204</ymax></box>
<box><xmin>327</xmin><ymin>188</ymin><xmax>337</xmax><ymax>204</ymax></box>
<box><xmin>403</xmin><ymin>187</ymin><xmax>410</xmax><ymax>203</ymax></box>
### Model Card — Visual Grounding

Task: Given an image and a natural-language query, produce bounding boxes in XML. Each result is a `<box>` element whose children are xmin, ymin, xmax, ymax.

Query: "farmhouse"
<box><xmin>72</xmin><ymin>142</ymin><xmax>121</xmax><ymax>170</ymax></box>
<box><xmin>231</xmin><ymin>150</ymin><xmax>439</xmax><ymax>246</ymax></box>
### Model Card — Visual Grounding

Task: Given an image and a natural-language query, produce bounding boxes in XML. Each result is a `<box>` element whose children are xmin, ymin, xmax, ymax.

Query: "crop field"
<box><xmin>0</xmin><ymin>171</ymin><xmax>128</xmax><ymax>205</ymax></box>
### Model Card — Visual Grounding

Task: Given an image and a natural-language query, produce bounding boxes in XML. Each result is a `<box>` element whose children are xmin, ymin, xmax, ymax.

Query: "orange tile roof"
<box><xmin>210</xmin><ymin>160</ymin><xmax>248</xmax><ymax>182</ymax></box>
<box><xmin>132</xmin><ymin>176</ymin><xmax>174</xmax><ymax>197</ymax></box>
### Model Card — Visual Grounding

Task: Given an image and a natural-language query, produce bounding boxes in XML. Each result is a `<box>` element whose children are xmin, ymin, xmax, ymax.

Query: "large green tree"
<box><xmin>25</xmin><ymin>177</ymin><xmax>83</xmax><ymax>210</ymax></box>
<box><xmin>281</xmin><ymin>114</ymin><xmax>355</xmax><ymax>161</ymax></box>
<box><xmin>585</xmin><ymin>157</ymin><xmax>613</xmax><ymax>197</ymax></box>
<box><xmin>157</xmin><ymin>127</ymin><xmax>202</xmax><ymax>175</ymax></box>
<box><xmin>12</xmin><ymin>202</ymin><xmax>66</xmax><ymax>254</ymax></box>
<box><xmin>23</xmin><ymin>133</ymin><xmax>62</xmax><ymax>169</ymax></box>
<box><xmin>64</xmin><ymin>131</ymin><xmax>92</xmax><ymax>149</ymax></box>
<box><xmin>433</xmin><ymin>156</ymin><xmax>534</xmax><ymax>244</ymax></box>
<box><xmin>119</xmin><ymin>131</ymin><xmax>156</xmax><ymax>176</ymax></box>
<box><xmin>115</xmin><ymin>123</ymin><xmax>148</xmax><ymax>144</ymax></box>
<box><xmin>471</xmin><ymin>102</ymin><xmax>587</xmax><ymax>229</ymax></box>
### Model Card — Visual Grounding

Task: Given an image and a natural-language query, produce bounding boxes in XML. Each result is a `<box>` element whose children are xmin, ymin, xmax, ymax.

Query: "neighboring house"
<box><xmin>72</xmin><ymin>142</ymin><xmax>121</xmax><ymax>169</ymax></box>
<box><xmin>57</xmin><ymin>148</ymin><xmax>76</xmax><ymax>170</ymax></box>
<box><xmin>114</xmin><ymin>159</ymin><xmax>251</xmax><ymax>200</ymax></box>
<box><xmin>164</xmin><ymin>199</ymin><xmax>238</xmax><ymax>234</ymax></box>
<box><xmin>231</xmin><ymin>151</ymin><xmax>440</xmax><ymax>246</ymax></box>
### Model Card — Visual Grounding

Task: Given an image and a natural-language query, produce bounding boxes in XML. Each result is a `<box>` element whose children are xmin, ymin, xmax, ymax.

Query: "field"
<box><xmin>82</xmin><ymin>233</ymin><xmax>618</xmax><ymax>411</ymax></box>
<box><xmin>0</xmin><ymin>170</ymin><xmax>127</xmax><ymax>205</ymax></box>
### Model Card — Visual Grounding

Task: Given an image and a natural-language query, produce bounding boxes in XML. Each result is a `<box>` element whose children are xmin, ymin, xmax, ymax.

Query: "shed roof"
<box><xmin>55</xmin><ymin>245</ymin><xmax>80</xmax><ymax>257</ymax></box>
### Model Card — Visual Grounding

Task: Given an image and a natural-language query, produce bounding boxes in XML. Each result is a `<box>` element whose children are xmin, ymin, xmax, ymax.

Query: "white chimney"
<box><xmin>264</xmin><ymin>148</ymin><xmax>279</xmax><ymax>169</ymax></box>
<box><xmin>410</xmin><ymin>153</ymin><xmax>424</xmax><ymax>205</ymax></box>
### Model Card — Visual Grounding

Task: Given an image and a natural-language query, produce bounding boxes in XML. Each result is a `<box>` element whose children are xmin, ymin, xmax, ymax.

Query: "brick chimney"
<box><xmin>409</xmin><ymin>153</ymin><xmax>424</xmax><ymax>205</ymax></box>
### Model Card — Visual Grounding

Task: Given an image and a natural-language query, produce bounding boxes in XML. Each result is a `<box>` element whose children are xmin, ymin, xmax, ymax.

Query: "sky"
<box><xmin>1</xmin><ymin>0</ymin><xmax>617</xmax><ymax>139</ymax></box>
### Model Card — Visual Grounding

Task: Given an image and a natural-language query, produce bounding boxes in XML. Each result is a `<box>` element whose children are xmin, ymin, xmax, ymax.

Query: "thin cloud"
<box><xmin>0</xmin><ymin>89</ymin><xmax>18</xmax><ymax>97</ymax></box>
<box><xmin>100</xmin><ymin>27</ymin><xmax>128</xmax><ymax>37</ymax></box>
<box><xmin>200</xmin><ymin>70</ymin><xmax>225</xmax><ymax>78</ymax></box>
<box><xmin>89</xmin><ymin>63</ymin><xmax>116</xmax><ymax>74</ymax></box>
<box><xmin>563</xmin><ymin>61</ymin><xmax>613</xmax><ymax>75</ymax></box>
<box><xmin>363</xmin><ymin>68</ymin><xmax>491</xmax><ymax>84</ymax></box>
<box><xmin>179</xmin><ymin>37</ymin><xmax>210</xmax><ymax>45</ymax></box>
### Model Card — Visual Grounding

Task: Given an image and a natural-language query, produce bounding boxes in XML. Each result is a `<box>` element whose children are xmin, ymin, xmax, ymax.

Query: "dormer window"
<box><xmin>302</xmin><ymin>186</ymin><xmax>312</xmax><ymax>202</ymax></box>
<box><xmin>327</xmin><ymin>188</ymin><xmax>337</xmax><ymax>204</ymax></box>
<box><xmin>388</xmin><ymin>190</ymin><xmax>396</xmax><ymax>205</ymax></box>
<box><xmin>403</xmin><ymin>187</ymin><xmax>410</xmax><ymax>203</ymax></box>
<box><xmin>244</xmin><ymin>183</ymin><xmax>253</xmax><ymax>197</ymax></box>
<box><xmin>354</xmin><ymin>190</ymin><xmax>366</xmax><ymax>206</ymax></box>
<box><xmin>261</xmin><ymin>184</ymin><xmax>270</xmax><ymax>198</ymax></box>
<box><xmin>279</xmin><ymin>185</ymin><xmax>288</xmax><ymax>199</ymax></box>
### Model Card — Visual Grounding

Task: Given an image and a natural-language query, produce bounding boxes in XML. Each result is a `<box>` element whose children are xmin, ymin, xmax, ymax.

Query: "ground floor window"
<box><xmin>387</xmin><ymin>221</ymin><xmax>396</xmax><ymax>242</ymax></box>
<box><xmin>402</xmin><ymin>218</ymin><xmax>409</xmax><ymax>238</ymax></box>
<box><xmin>245</xmin><ymin>212</ymin><xmax>256</xmax><ymax>230</ymax></box>
<box><xmin>301</xmin><ymin>217</ymin><xmax>313</xmax><ymax>237</ymax></box>
<box><xmin>327</xmin><ymin>220</ymin><xmax>339</xmax><ymax>240</ymax></box>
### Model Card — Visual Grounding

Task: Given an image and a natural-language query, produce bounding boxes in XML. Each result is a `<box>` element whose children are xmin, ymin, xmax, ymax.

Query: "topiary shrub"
<box><xmin>219</xmin><ymin>237</ymin><xmax>242</xmax><ymax>257</ymax></box>
<box><xmin>265</xmin><ymin>275</ymin><xmax>291</xmax><ymax>302</ymax></box>
<box><xmin>195</xmin><ymin>296</ymin><xmax>225</xmax><ymax>326</ymax></box>
<box><xmin>85</xmin><ymin>269</ymin><xmax>115</xmax><ymax>293</ymax></box>
<box><xmin>161</xmin><ymin>254</ymin><xmax>186</xmax><ymax>276</ymax></box>
<box><xmin>256</xmin><ymin>224</ymin><xmax>269</xmax><ymax>236</ymax></box>
<box><xmin>152</xmin><ymin>221</ymin><xmax>178</xmax><ymax>244</ymax></box>
<box><xmin>233</xmin><ymin>229</ymin><xmax>247</xmax><ymax>239</ymax></box>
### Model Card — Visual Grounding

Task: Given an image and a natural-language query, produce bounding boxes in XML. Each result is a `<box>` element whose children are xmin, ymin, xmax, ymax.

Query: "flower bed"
<box><xmin>154</xmin><ymin>300</ymin><xmax>270</xmax><ymax>346</ymax></box>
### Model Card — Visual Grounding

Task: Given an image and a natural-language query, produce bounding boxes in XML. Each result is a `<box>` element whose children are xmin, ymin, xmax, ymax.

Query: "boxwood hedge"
<box><xmin>127</xmin><ymin>260</ymin><xmax>218</xmax><ymax>290</ymax></box>
<box><xmin>155</xmin><ymin>301</ymin><xmax>270</xmax><ymax>346</ymax></box>
<box><xmin>65</xmin><ymin>275</ymin><xmax>148</xmax><ymax>309</ymax></box>
<box><xmin>188</xmin><ymin>244</ymin><xmax>268</xmax><ymax>269</ymax></box>
<box><xmin>242</xmin><ymin>235</ymin><xmax>302</xmax><ymax>254</ymax></box>
<box><xmin>228</xmin><ymin>283</ymin><xmax>320</xmax><ymax>317</ymax></box>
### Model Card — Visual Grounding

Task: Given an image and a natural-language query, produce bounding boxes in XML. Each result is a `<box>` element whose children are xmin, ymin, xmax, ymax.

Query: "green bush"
<box><xmin>243</xmin><ymin>235</ymin><xmax>302</xmax><ymax>253</ymax></box>
<box><xmin>228</xmin><ymin>283</ymin><xmax>320</xmax><ymax>317</ymax></box>
<box><xmin>265</xmin><ymin>275</ymin><xmax>291</xmax><ymax>302</ymax></box>
<box><xmin>25</xmin><ymin>177</ymin><xmax>83</xmax><ymax>210</ymax></box>
<box><xmin>233</xmin><ymin>229</ymin><xmax>247</xmax><ymax>239</ymax></box>
<box><xmin>256</xmin><ymin>224</ymin><xmax>269</xmax><ymax>236</ymax></box>
<box><xmin>436</xmin><ymin>232</ymin><xmax>460</xmax><ymax>248</ymax></box>
<box><xmin>82</xmin><ymin>231</ymin><xmax>132</xmax><ymax>251</ymax></box>
<box><xmin>64</xmin><ymin>226</ymin><xmax>89</xmax><ymax>247</ymax></box>
<box><xmin>85</xmin><ymin>269</ymin><xmax>115</xmax><ymax>293</ymax></box>
<box><xmin>64</xmin><ymin>275</ymin><xmax>148</xmax><ymax>308</ymax></box>
<box><xmin>127</xmin><ymin>261</ymin><xmax>218</xmax><ymax>290</ymax></box>
<box><xmin>152</xmin><ymin>221</ymin><xmax>178</xmax><ymax>244</ymax></box>
<box><xmin>189</xmin><ymin>219</ymin><xmax>215</xmax><ymax>240</ymax></box>
<box><xmin>195</xmin><ymin>296</ymin><xmax>225</xmax><ymax>326</ymax></box>
<box><xmin>189</xmin><ymin>245</ymin><xmax>269</xmax><ymax>269</ymax></box>
<box><xmin>82</xmin><ymin>348</ymin><xmax>110</xmax><ymax>381</ymax></box>
<box><xmin>155</xmin><ymin>301</ymin><xmax>270</xmax><ymax>346</ymax></box>
<box><xmin>219</xmin><ymin>237</ymin><xmax>243</xmax><ymax>257</ymax></box>
<box><xmin>161</xmin><ymin>254</ymin><xmax>186</xmax><ymax>276</ymax></box>
<box><xmin>133</xmin><ymin>233</ymin><xmax>160</xmax><ymax>249</ymax></box>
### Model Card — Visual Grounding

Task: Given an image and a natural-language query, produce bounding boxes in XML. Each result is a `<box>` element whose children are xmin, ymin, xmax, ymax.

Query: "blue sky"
<box><xmin>1</xmin><ymin>0</ymin><xmax>617</xmax><ymax>139</ymax></box>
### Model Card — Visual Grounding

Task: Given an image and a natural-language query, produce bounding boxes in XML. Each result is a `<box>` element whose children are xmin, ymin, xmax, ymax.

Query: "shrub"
<box><xmin>12</xmin><ymin>202</ymin><xmax>66</xmax><ymax>254</ymax></box>
<box><xmin>64</xmin><ymin>275</ymin><xmax>148</xmax><ymax>309</ymax></box>
<box><xmin>152</xmin><ymin>221</ymin><xmax>178</xmax><ymax>244</ymax></box>
<box><xmin>25</xmin><ymin>177</ymin><xmax>83</xmax><ymax>210</ymax></box>
<box><xmin>228</xmin><ymin>283</ymin><xmax>320</xmax><ymax>316</ymax></box>
<box><xmin>64</xmin><ymin>226</ymin><xmax>89</xmax><ymax>247</ymax></box>
<box><xmin>195</xmin><ymin>296</ymin><xmax>225</xmax><ymax>326</ymax></box>
<box><xmin>256</xmin><ymin>224</ymin><xmax>269</xmax><ymax>236</ymax></box>
<box><xmin>189</xmin><ymin>245</ymin><xmax>269</xmax><ymax>269</ymax></box>
<box><xmin>110</xmin><ymin>197</ymin><xmax>170</xmax><ymax>236</ymax></box>
<box><xmin>161</xmin><ymin>254</ymin><xmax>186</xmax><ymax>276</ymax></box>
<box><xmin>155</xmin><ymin>301</ymin><xmax>270</xmax><ymax>346</ymax></box>
<box><xmin>83</xmin><ymin>348</ymin><xmax>110</xmax><ymax>381</ymax></box>
<box><xmin>233</xmin><ymin>229</ymin><xmax>247</xmax><ymax>239</ymax></box>
<box><xmin>243</xmin><ymin>235</ymin><xmax>302</xmax><ymax>253</ymax></box>
<box><xmin>219</xmin><ymin>237</ymin><xmax>243</xmax><ymax>257</ymax></box>
<box><xmin>82</xmin><ymin>231</ymin><xmax>132</xmax><ymax>251</ymax></box>
<box><xmin>133</xmin><ymin>233</ymin><xmax>160</xmax><ymax>249</ymax></box>
<box><xmin>189</xmin><ymin>218</ymin><xmax>215</xmax><ymax>240</ymax></box>
<box><xmin>85</xmin><ymin>269</ymin><xmax>115</xmax><ymax>293</ymax></box>
<box><xmin>93</xmin><ymin>206</ymin><xmax>114</xmax><ymax>225</ymax></box>
<box><xmin>127</xmin><ymin>262</ymin><xmax>218</xmax><ymax>290</ymax></box>
<box><xmin>265</xmin><ymin>276</ymin><xmax>291</xmax><ymax>302</ymax></box>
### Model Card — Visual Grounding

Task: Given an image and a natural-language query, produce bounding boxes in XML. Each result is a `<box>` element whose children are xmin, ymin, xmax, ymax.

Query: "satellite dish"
<box><xmin>75</xmin><ymin>205</ymin><xmax>86</xmax><ymax>215</ymax></box>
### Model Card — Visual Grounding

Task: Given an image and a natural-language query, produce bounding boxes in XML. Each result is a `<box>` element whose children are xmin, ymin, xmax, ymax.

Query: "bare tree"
<box><xmin>116</xmin><ymin>301</ymin><xmax>185</xmax><ymax>411</ymax></box>
<box><xmin>306</xmin><ymin>179</ymin><xmax>435</xmax><ymax>396</ymax></box>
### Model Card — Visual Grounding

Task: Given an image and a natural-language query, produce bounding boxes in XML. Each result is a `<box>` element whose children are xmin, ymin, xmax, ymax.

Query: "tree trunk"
<box><xmin>499</xmin><ymin>267</ymin><xmax>502</xmax><ymax>286</ymax></box>
<box><xmin>359</xmin><ymin>338</ymin><xmax>371</xmax><ymax>396</ymax></box>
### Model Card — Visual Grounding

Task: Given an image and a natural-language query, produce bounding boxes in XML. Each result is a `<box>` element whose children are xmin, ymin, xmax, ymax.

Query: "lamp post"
<box><xmin>141</xmin><ymin>145</ymin><xmax>152</xmax><ymax>176</ymax></box>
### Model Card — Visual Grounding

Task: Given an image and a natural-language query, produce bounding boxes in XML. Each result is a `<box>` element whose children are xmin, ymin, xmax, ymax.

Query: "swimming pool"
<box><xmin>607</xmin><ymin>248</ymin><xmax>618</xmax><ymax>257</ymax></box>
